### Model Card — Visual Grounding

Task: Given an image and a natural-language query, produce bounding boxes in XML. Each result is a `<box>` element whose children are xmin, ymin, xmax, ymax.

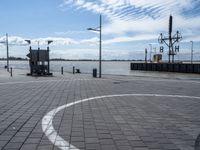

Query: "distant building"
<box><xmin>153</xmin><ymin>54</ymin><xmax>162</xmax><ymax>63</ymax></box>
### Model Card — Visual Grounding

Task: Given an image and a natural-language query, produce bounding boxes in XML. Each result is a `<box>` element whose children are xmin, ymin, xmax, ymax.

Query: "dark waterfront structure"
<box><xmin>130</xmin><ymin>62</ymin><xmax>200</xmax><ymax>73</ymax></box>
<box><xmin>26</xmin><ymin>46</ymin><xmax>52</xmax><ymax>76</ymax></box>
<box><xmin>130</xmin><ymin>15</ymin><xmax>200</xmax><ymax>74</ymax></box>
<box><xmin>158</xmin><ymin>15</ymin><xmax>182</xmax><ymax>63</ymax></box>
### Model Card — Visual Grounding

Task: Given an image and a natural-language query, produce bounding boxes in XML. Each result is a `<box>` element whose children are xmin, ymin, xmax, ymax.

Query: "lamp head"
<box><xmin>48</xmin><ymin>40</ymin><xmax>53</xmax><ymax>45</ymax></box>
<box><xmin>25</xmin><ymin>40</ymin><xmax>31</xmax><ymax>44</ymax></box>
<box><xmin>87</xmin><ymin>28</ymin><xmax>93</xmax><ymax>30</ymax></box>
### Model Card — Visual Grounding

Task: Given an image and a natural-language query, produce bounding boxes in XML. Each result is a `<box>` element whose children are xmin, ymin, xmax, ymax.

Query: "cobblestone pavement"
<box><xmin>0</xmin><ymin>69</ymin><xmax>200</xmax><ymax>150</ymax></box>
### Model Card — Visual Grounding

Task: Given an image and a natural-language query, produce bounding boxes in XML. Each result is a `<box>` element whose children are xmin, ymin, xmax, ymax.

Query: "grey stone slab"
<box><xmin>37</xmin><ymin>145</ymin><xmax>54</xmax><ymax>150</ymax></box>
<box><xmin>85</xmin><ymin>143</ymin><xmax>100</xmax><ymax>150</ymax></box>
<box><xmin>20</xmin><ymin>144</ymin><xmax>38</xmax><ymax>150</ymax></box>
<box><xmin>133</xmin><ymin>148</ymin><xmax>149</xmax><ymax>150</ymax></box>
<box><xmin>0</xmin><ymin>135</ymin><xmax>13</xmax><ymax>141</ymax></box>
<box><xmin>10</xmin><ymin>136</ymin><xmax>27</xmax><ymax>143</ymax></box>
<box><xmin>117</xmin><ymin>145</ymin><xmax>133</xmax><ymax>150</ymax></box>
<box><xmin>0</xmin><ymin>140</ymin><xmax>8</xmax><ymax>147</ymax></box>
<box><xmin>25</xmin><ymin>138</ymin><xmax>41</xmax><ymax>144</ymax></box>
<box><xmin>0</xmin><ymin>72</ymin><xmax>200</xmax><ymax>150</ymax></box>
<box><xmin>100</xmin><ymin>144</ymin><xmax>117</xmax><ymax>150</ymax></box>
<box><xmin>85</xmin><ymin>137</ymin><xmax>99</xmax><ymax>143</ymax></box>
<box><xmin>4</xmin><ymin>142</ymin><xmax>23</xmax><ymax>149</ymax></box>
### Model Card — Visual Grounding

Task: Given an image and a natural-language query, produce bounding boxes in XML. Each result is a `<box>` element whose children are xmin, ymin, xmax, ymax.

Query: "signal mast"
<box><xmin>158</xmin><ymin>15</ymin><xmax>182</xmax><ymax>63</ymax></box>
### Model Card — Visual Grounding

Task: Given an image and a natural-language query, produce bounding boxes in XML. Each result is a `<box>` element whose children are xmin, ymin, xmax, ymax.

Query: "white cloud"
<box><xmin>0</xmin><ymin>36</ymin><xmax>79</xmax><ymax>46</ymax></box>
<box><xmin>34</xmin><ymin>37</ymin><xmax>79</xmax><ymax>46</ymax></box>
<box><xmin>80</xmin><ymin>37</ymin><xmax>99</xmax><ymax>45</ymax></box>
<box><xmin>50</xmin><ymin>48</ymin><xmax>99</xmax><ymax>59</ymax></box>
<box><xmin>54</xmin><ymin>31</ymin><xmax>86</xmax><ymax>35</ymax></box>
<box><xmin>61</xmin><ymin>0</ymin><xmax>200</xmax><ymax>43</ymax></box>
<box><xmin>0</xmin><ymin>36</ymin><xmax>28</xmax><ymax>46</ymax></box>
<box><xmin>103</xmin><ymin>34</ymin><xmax>157</xmax><ymax>44</ymax></box>
<box><xmin>62</xmin><ymin>0</ymin><xmax>194</xmax><ymax>21</ymax></box>
<box><xmin>102</xmin><ymin>18</ymin><xmax>166</xmax><ymax>35</ymax></box>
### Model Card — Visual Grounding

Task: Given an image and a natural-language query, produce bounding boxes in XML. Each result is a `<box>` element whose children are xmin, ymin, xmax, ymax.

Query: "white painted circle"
<box><xmin>42</xmin><ymin>94</ymin><xmax>200</xmax><ymax>150</ymax></box>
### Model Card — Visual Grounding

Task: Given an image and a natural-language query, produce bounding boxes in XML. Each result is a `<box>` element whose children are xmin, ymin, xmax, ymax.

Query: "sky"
<box><xmin>0</xmin><ymin>0</ymin><xmax>200</xmax><ymax>60</ymax></box>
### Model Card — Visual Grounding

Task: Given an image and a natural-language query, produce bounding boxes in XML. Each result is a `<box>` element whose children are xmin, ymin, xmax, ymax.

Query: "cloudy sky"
<box><xmin>0</xmin><ymin>0</ymin><xmax>200</xmax><ymax>60</ymax></box>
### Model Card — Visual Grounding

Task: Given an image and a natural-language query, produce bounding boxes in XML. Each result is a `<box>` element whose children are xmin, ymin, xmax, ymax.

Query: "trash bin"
<box><xmin>93</xmin><ymin>68</ymin><xmax>97</xmax><ymax>77</ymax></box>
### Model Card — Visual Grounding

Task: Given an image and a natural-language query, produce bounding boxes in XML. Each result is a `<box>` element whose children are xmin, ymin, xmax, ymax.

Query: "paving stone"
<box><xmin>100</xmin><ymin>144</ymin><xmax>117</xmax><ymax>150</ymax></box>
<box><xmin>37</xmin><ymin>145</ymin><xmax>53</xmax><ymax>150</ymax></box>
<box><xmin>0</xmin><ymin>140</ymin><xmax>8</xmax><ymax>147</ymax></box>
<box><xmin>133</xmin><ymin>147</ymin><xmax>149</xmax><ymax>150</ymax></box>
<box><xmin>0</xmin><ymin>71</ymin><xmax>199</xmax><ymax>150</ymax></box>
<box><xmin>20</xmin><ymin>144</ymin><xmax>38</xmax><ymax>150</ymax></box>
<box><xmin>118</xmin><ymin>145</ymin><xmax>133</xmax><ymax>150</ymax></box>
<box><xmin>25</xmin><ymin>138</ymin><xmax>41</xmax><ymax>144</ymax></box>
<box><xmin>85</xmin><ymin>143</ymin><xmax>100</xmax><ymax>150</ymax></box>
<box><xmin>10</xmin><ymin>136</ymin><xmax>27</xmax><ymax>143</ymax></box>
<box><xmin>4</xmin><ymin>142</ymin><xmax>23</xmax><ymax>149</ymax></box>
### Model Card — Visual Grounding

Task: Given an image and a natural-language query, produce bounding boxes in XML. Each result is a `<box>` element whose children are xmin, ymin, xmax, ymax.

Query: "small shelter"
<box><xmin>26</xmin><ymin>47</ymin><xmax>52</xmax><ymax>76</ymax></box>
<box><xmin>153</xmin><ymin>54</ymin><xmax>162</xmax><ymax>63</ymax></box>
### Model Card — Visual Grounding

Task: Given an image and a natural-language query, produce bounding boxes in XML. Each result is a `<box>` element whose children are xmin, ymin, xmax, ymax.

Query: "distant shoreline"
<box><xmin>0</xmin><ymin>58</ymin><xmax>199</xmax><ymax>63</ymax></box>
<box><xmin>0</xmin><ymin>59</ymin><xmax>135</xmax><ymax>62</ymax></box>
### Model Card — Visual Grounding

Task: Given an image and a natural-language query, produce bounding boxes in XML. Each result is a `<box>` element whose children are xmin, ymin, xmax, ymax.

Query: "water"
<box><xmin>0</xmin><ymin>60</ymin><xmax>200</xmax><ymax>80</ymax></box>
<box><xmin>0</xmin><ymin>60</ymin><xmax>131</xmax><ymax>75</ymax></box>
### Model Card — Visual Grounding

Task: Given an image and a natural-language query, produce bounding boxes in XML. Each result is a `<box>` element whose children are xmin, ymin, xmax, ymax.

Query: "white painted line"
<box><xmin>41</xmin><ymin>94</ymin><xmax>200</xmax><ymax>150</ymax></box>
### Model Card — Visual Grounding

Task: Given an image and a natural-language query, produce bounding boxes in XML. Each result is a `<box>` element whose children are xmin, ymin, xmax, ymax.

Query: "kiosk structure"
<box><xmin>26</xmin><ymin>45</ymin><xmax>52</xmax><ymax>76</ymax></box>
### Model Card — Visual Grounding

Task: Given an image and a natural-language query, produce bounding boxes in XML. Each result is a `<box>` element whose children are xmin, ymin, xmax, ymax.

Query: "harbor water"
<box><xmin>0</xmin><ymin>60</ymin><xmax>200</xmax><ymax>80</ymax></box>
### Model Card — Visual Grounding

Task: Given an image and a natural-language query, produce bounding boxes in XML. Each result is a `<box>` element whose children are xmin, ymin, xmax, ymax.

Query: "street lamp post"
<box><xmin>190</xmin><ymin>41</ymin><xmax>193</xmax><ymax>64</ymax></box>
<box><xmin>47</xmin><ymin>40</ymin><xmax>53</xmax><ymax>74</ymax></box>
<box><xmin>25</xmin><ymin>40</ymin><xmax>32</xmax><ymax>74</ymax></box>
<box><xmin>87</xmin><ymin>15</ymin><xmax>102</xmax><ymax>78</ymax></box>
<box><xmin>6</xmin><ymin>33</ymin><xmax>9</xmax><ymax>72</ymax></box>
<box><xmin>149</xmin><ymin>44</ymin><xmax>152</xmax><ymax>62</ymax></box>
<box><xmin>145</xmin><ymin>48</ymin><xmax>147</xmax><ymax>63</ymax></box>
<box><xmin>0</xmin><ymin>34</ymin><xmax>9</xmax><ymax>72</ymax></box>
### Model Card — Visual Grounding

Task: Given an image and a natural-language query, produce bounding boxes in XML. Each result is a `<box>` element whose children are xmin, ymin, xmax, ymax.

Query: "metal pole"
<box><xmin>10</xmin><ymin>67</ymin><xmax>12</xmax><ymax>77</ymax></box>
<box><xmin>169</xmin><ymin>15</ymin><xmax>173</xmax><ymax>63</ymax></box>
<box><xmin>191</xmin><ymin>41</ymin><xmax>193</xmax><ymax>64</ymax></box>
<box><xmin>145</xmin><ymin>48</ymin><xmax>147</xmax><ymax>63</ymax></box>
<box><xmin>38</xmin><ymin>41</ymin><xmax>40</xmax><ymax>49</ymax></box>
<box><xmin>61</xmin><ymin>66</ymin><xmax>63</xmax><ymax>75</ymax></box>
<box><xmin>149</xmin><ymin>44</ymin><xmax>152</xmax><ymax>62</ymax></box>
<box><xmin>47</xmin><ymin>46</ymin><xmax>50</xmax><ymax>74</ymax></box>
<box><xmin>30</xmin><ymin>46</ymin><xmax>33</xmax><ymax>75</ymax></box>
<box><xmin>6</xmin><ymin>33</ymin><xmax>9</xmax><ymax>72</ymax></box>
<box><xmin>73</xmin><ymin>66</ymin><xmax>75</xmax><ymax>74</ymax></box>
<box><xmin>99</xmin><ymin>14</ymin><xmax>102</xmax><ymax>78</ymax></box>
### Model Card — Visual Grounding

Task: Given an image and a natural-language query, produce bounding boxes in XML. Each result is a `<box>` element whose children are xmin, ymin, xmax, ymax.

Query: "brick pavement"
<box><xmin>0</xmin><ymin>69</ymin><xmax>200</xmax><ymax>150</ymax></box>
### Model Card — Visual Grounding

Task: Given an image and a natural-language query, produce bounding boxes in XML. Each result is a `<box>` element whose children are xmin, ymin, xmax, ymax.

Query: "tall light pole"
<box><xmin>47</xmin><ymin>40</ymin><xmax>53</xmax><ymax>74</ymax></box>
<box><xmin>6</xmin><ymin>33</ymin><xmax>9</xmax><ymax>72</ymax></box>
<box><xmin>25</xmin><ymin>40</ymin><xmax>32</xmax><ymax>74</ymax></box>
<box><xmin>87</xmin><ymin>14</ymin><xmax>102</xmax><ymax>78</ymax></box>
<box><xmin>190</xmin><ymin>41</ymin><xmax>193</xmax><ymax>64</ymax></box>
<box><xmin>0</xmin><ymin>34</ymin><xmax>9</xmax><ymax>71</ymax></box>
<box><xmin>145</xmin><ymin>48</ymin><xmax>147</xmax><ymax>63</ymax></box>
<box><xmin>149</xmin><ymin>44</ymin><xmax>152</xmax><ymax>62</ymax></box>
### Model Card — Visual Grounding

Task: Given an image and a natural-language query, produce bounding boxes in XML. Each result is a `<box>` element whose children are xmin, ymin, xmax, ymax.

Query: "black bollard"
<box><xmin>73</xmin><ymin>66</ymin><xmax>75</xmax><ymax>74</ymax></box>
<box><xmin>195</xmin><ymin>134</ymin><xmax>200</xmax><ymax>150</ymax></box>
<box><xmin>93</xmin><ymin>68</ymin><xmax>97</xmax><ymax>78</ymax></box>
<box><xmin>61</xmin><ymin>67</ymin><xmax>63</xmax><ymax>75</ymax></box>
<box><xmin>10</xmin><ymin>67</ymin><xmax>12</xmax><ymax>77</ymax></box>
